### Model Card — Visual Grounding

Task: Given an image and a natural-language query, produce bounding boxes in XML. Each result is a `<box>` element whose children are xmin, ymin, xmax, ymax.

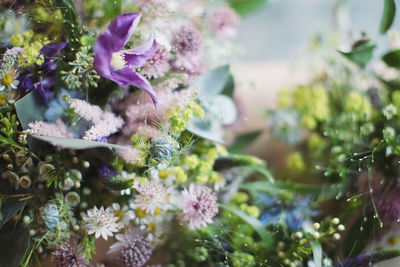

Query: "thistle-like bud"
<box><xmin>149</xmin><ymin>138</ymin><xmax>175</xmax><ymax>161</ymax></box>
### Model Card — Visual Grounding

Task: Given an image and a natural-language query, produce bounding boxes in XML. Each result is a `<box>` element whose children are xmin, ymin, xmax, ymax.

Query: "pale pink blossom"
<box><xmin>83</xmin><ymin>112</ymin><xmax>124</xmax><ymax>141</ymax></box>
<box><xmin>209</xmin><ymin>7</ymin><xmax>239</xmax><ymax>38</ymax></box>
<box><xmin>135</xmin><ymin>180</ymin><xmax>169</xmax><ymax>215</ymax></box>
<box><xmin>116</xmin><ymin>147</ymin><xmax>143</xmax><ymax>164</ymax></box>
<box><xmin>182</xmin><ymin>184</ymin><xmax>218</xmax><ymax>230</ymax></box>
<box><xmin>141</xmin><ymin>44</ymin><xmax>171</xmax><ymax>79</ymax></box>
<box><xmin>82</xmin><ymin>206</ymin><xmax>120</xmax><ymax>240</ymax></box>
<box><xmin>68</xmin><ymin>98</ymin><xmax>103</xmax><ymax>123</ymax></box>
<box><xmin>26</xmin><ymin>119</ymin><xmax>74</xmax><ymax>138</ymax></box>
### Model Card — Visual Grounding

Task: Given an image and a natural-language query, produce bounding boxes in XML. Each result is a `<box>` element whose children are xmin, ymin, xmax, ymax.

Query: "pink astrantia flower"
<box><xmin>26</xmin><ymin>119</ymin><xmax>74</xmax><ymax>138</ymax></box>
<box><xmin>209</xmin><ymin>7</ymin><xmax>239</xmax><ymax>38</ymax></box>
<box><xmin>141</xmin><ymin>44</ymin><xmax>171</xmax><ymax>79</ymax></box>
<box><xmin>107</xmin><ymin>229</ymin><xmax>153</xmax><ymax>267</ymax></box>
<box><xmin>135</xmin><ymin>180</ymin><xmax>169</xmax><ymax>215</ymax></box>
<box><xmin>82</xmin><ymin>206</ymin><xmax>121</xmax><ymax>240</ymax></box>
<box><xmin>182</xmin><ymin>184</ymin><xmax>218</xmax><ymax>230</ymax></box>
<box><xmin>52</xmin><ymin>239</ymin><xmax>88</xmax><ymax>267</ymax></box>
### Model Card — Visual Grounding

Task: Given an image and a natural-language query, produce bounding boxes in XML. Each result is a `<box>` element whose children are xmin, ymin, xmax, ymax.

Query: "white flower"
<box><xmin>82</xmin><ymin>206</ymin><xmax>120</xmax><ymax>240</ymax></box>
<box><xmin>134</xmin><ymin>180</ymin><xmax>170</xmax><ymax>215</ymax></box>
<box><xmin>0</xmin><ymin>72</ymin><xmax>19</xmax><ymax>91</ymax></box>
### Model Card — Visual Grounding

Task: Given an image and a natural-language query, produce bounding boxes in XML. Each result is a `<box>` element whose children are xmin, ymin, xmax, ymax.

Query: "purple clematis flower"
<box><xmin>94</xmin><ymin>13</ymin><xmax>158</xmax><ymax>104</ymax></box>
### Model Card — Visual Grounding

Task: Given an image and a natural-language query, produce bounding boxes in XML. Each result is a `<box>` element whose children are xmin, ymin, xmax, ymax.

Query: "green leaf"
<box><xmin>31</xmin><ymin>136</ymin><xmax>126</xmax><ymax>150</ymax></box>
<box><xmin>0</xmin><ymin>224</ymin><xmax>30</xmax><ymax>267</ymax></box>
<box><xmin>338</xmin><ymin>43</ymin><xmax>376</xmax><ymax>68</ymax></box>
<box><xmin>56</xmin><ymin>0</ymin><xmax>83</xmax><ymax>47</ymax></box>
<box><xmin>0</xmin><ymin>197</ymin><xmax>25</xmax><ymax>228</ymax></box>
<box><xmin>228</xmin><ymin>0</ymin><xmax>268</xmax><ymax>16</ymax></box>
<box><xmin>310</xmin><ymin>240</ymin><xmax>322</xmax><ymax>267</ymax></box>
<box><xmin>380</xmin><ymin>0</ymin><xmax>396</xmax><ymax>34</ymax></box>
<box><xmin>220</xmin><ymin>204</ymin><xmax>273</xmax><ymax>248</ymax></box>
<box><xmin>382</xmin><ymin>50</ymin><xmax>400</xmax><ymax>68</ymax></box>
<box><xmin>345</xmin><ymin>215</ymin><xmax>375</xmax><ymax>257</ymax></box>
<box><xmin>186</xmin><ymin>116</ymin><xmax>224</xmax><ymax>143</ymax></box>
<box><xmin>241</xmin><ymin>181</ymin><xmax>341</xmax><ymax>199</ymax></box>
<box><xmin>196</xmin><ymin>65</ymin><xmax>233</xmax><ymax>99</ymax></box>
<box><xmin>206</xmin><ymin>95</ymin><xmax>237</xmax><ymax>125</ymax></box>
<box><xmin>14</xmin><ymin>90</ymin><xmax>46</xmax><ymax>130</ymax></box>
<box><xmin>229</xmin><ymin>130</ymin><xmax>263</xmax><ymax>153</ymax></box>
<box><xmin>105</xmin><ymin>0</ymin><xmax>122</xmax><ymax>20</ymax></box>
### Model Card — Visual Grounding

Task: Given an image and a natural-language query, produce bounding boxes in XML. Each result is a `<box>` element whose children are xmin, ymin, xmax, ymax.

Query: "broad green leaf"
<box><xmin>338</xmin><ymin>43</ymin><xmax>376</xmax><ymax>68</ymax></box>
<box><xmin>241</xmin><ymin>181</ymin><xmax>341</xmax><ymax>199</ymax></box>
<box><xmin>32</xmin><ymin>136</ymin><xmax>126</xmax><ymax>150</ymax></box>
<box><xmin>228</xmin><ymin>0</ymin><xmax>268</xmax><ymax>16</ymax></box>
<box><xmin>0</xmin><ymin>197</ymin><xmax>25</xmax><ymax>228</ymax></box>
<box><xmin>187</xmin><ymin>116</ymin><xmax>224</xmax><ymax>143</ymax></box>
<box><xmin>14</xmin><ymin>90</ymin><xmax>46</xmax><ymax>130</ymax></box>
<box><xmin>229</xmin><ymin>130</ymin><xmax>263</xmax><ymax>153</ymax></box>
<box><xmin>220</xmin><ymin>204</ymin><xmax>273</xmax><ymax>248</ymax></box>
<box><xmin>0</xmin><ymin>224</ymin><xmax>30</xmax><ymax>267</ymax></box>
<box><xmin>195</xmin><ymin>65</ymin><xmax>232</xmax><ymax>99</ymax></box>
<box><xmin>207</xmin><ymin>95</ymin><xmax>237</xmax><ymax>125</ymax></box>
<box><xmin>382</xmin><ymin>50</ymin><xmax>400</xmax><ymax>68</ymax></box>
<box><xmin>380</xmin><ymin>0</ymin><xmax>396</xmax><ymax>34</ymax></box>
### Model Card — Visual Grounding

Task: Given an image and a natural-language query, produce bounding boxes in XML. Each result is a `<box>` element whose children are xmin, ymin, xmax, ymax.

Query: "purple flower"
<box><xmin>94</xmin><ymin>13</ymin><xmax>158</xmax><ymax>104</ymax></box>
<box><xmin>377</xmin><ymin>186</ymin><xmax>400</xmax><ymax>225</ymax></box>
<box><xmin>52</xmin><ymin>239</ymin><xmax>88</xmax><ymax>267</ymax></box>
<box><xmin>107</xmin><ymin>229</ymin><xmax>153</xmax><ymax>267</ymax></box>
<box><xmin>39</xmin><ymin>42</ymin><xmax>67</xmax><ymax>73</ymax></box>
<box><xmin>182</xmin><ymin>183</ymin><xmax>218</xmax><ymax>230</ymax></box>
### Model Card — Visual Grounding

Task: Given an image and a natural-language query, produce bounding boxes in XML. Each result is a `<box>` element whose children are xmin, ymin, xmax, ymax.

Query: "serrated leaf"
<box><xmin>380</xmin><ymin>0</ymin><xmax>396</xmax><ymax>34</ymax></box>
<box><xmin>338</xmin><ymin>43</ymin><xmax>376</xmax><ymax>68</ymax></box>
<box><xmin>0</xmin><ymin>224</ymin><xmax>30</xmax><ymax>267</ymax></box>
<box><xmin>220</xmin><ymin>204</ymin><xmax>273</xmax><ymax>248</ymax></box>
<box><xmin>382</xmin><ymin>50</ymin><xmax>400</xmax><ymax>68</ymax></box>
<box><xmin>229</xmin><ymin>130</ymin><xmax>263</xmax><ymax>153</ymax></box>
<box><xmin>31</xmin><ymin>135</ymin><xmax>126</xmax><ymax>150</ymax></box>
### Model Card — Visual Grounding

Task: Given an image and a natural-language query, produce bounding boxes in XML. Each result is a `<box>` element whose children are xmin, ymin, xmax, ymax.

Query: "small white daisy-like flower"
<box><xmin>134</xmin><ymin>180</ymin><xmax>170</xmax><ymax>215</ymax></box>
<box><xmin>149</xmin><ymin>163</ymin><xmax>174</xmax><ymax>185</ymax></box>
<box><xmin>0</xmin><ymin>71</ymin><xmax>19</xmax><ymax>91</ymax></box>
<box><xmin>81</xmin><ymin>206</ymin><xmax>121</xmax><ymax>240</ymax></box>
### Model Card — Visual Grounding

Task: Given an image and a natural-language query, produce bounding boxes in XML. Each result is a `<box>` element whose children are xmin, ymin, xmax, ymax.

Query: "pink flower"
<box><xmin>135</xmin><ymin>180</ymin><xmax>169</xmax><ymax>215</ymax></box>
<box><xmin>26</xmin><ymin>119</ymin><xmax>74</xmax><ymax>138</ymax></box>
<box><xmin>182</xmin><ymin>184</ymin><xmax>218</xmax><ymax>230</ymax></box>
<box><xmin>141</xmin><ymin>44</ymin><xmax>171</xmax><ymax>79</ymax></box>
<box><xmin>209</xmin><ymin>7</ymin><xmax>239</xmax><ymax>38</ymax></box>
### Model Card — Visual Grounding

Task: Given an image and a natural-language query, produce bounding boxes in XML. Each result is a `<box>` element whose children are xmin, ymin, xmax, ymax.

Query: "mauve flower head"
<box><xmin>182</xmin><ymin>183</ymin><xmax>218</xmax><ymax>230</ymax></box>
<box><xmin>209</xmin><ymin>7</ymin><xmax>239</xmax><ymax>39</ymax></box>
<box><xmin>140</xmin><ymin>44</ymin><xmax>171</xmax><ymax>79</ymax></box>
<box><xmin>94</xmin><ymin>13</ymin><xmax>158</xmax><ymax>104</ymax></box>
<box><xmin>107</xmin><ymin>229</ymin><xmax>153</xmax><ymax>267</ymax></box>
<box><xmin>134</xmin><ymin>179</ymin><xmax>169</xmax><ymax>215</ymax></box>
<box><xmin>377</xmin><ymin>185</ymin><xmax>400</xmax><ymax>225</ymax></box>
<box><xmin>172</xmin><ymin>25</ymin><xmax>203</xmax><ymax>58</ymax></box>
<box><xmin>52</xmin><ymin>239</ymin><xmax>88</xmax><ymax>267</ymax></box>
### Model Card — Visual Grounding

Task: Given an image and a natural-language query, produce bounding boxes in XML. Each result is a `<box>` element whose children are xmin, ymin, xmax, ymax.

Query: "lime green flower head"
<box><xmin>286</xmin><ymin>152</ymin><xmax>306</xmax><ymax>172</ymax></box>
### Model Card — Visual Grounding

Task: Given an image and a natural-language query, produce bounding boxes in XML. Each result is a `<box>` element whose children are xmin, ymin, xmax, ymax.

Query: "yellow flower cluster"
<box><xmin>278</xmin><ymin>86</ymin><xmax>330</xmax><ymax>130</ymax></box>
<box><xmin>167</xmin><ymin>102</ymin><xmax>204</xmax><ymax>132</ymax></box>
<box><xmin>9</xmin><ymin>30</ymin><xmax>49</xmax><ymax>67</ymax></box>
<box><xmin>344</xmin><ymin>91</ymin><xmax>373</xmax><ymax>120</ymax></box>
<box><xmin>286</xmin><ymin>152</ymin><xmax>306</xmax><ymax>173</ymax></box>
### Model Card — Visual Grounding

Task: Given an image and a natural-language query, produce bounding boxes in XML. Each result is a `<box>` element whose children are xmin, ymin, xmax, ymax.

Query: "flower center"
<box><xmin>110</xmin><ymin>52</ymin><xmax>127</xmax><ymax>70</ymax></box>
<box><xmin>1</xmin><ymin>73</ymin><xmax>13</xmax><ymax>86</ymax></box>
